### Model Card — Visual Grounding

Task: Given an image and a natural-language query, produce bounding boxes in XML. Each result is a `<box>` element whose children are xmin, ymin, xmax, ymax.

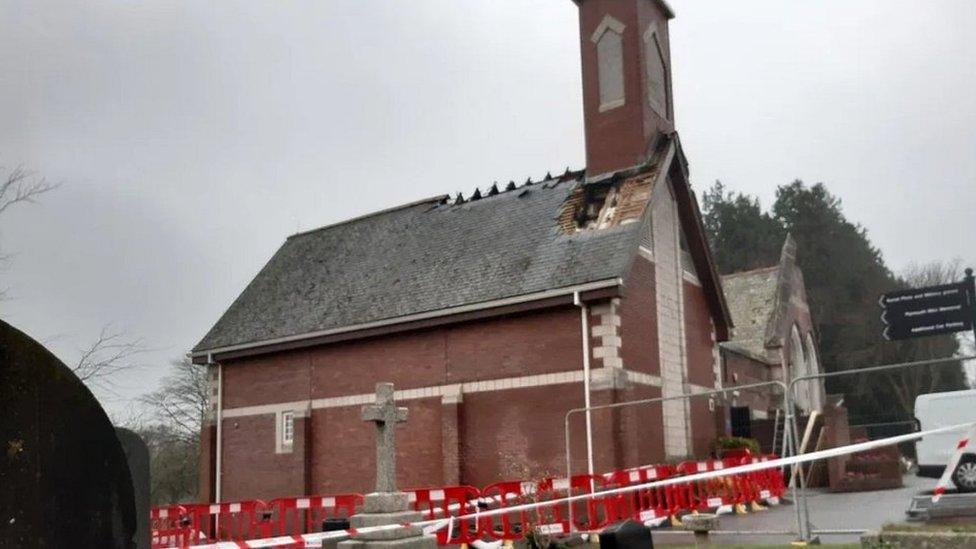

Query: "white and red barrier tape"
<box><xmin>182</xmin><ymin>422</ymin><xmax>975</xmax><ymax>549</ymax></box>
<box><xmin>932</xmin><ymin>423</ymin><xmax>976</xmax><ymax>502</ymax></box>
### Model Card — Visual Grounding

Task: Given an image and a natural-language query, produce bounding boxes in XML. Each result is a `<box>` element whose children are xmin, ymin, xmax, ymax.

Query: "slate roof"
<box><xmin>193</xmin><ymin>172</ymin><xmax>646</xmax><ymax>353</ymax></box>
<box><xmin>720</xmin><ymin>266</ymin><xmax>780</xmax><ymax>362</ymax></box>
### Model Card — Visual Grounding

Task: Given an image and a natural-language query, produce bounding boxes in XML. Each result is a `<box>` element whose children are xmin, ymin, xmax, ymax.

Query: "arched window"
<box><xmin>789</xmin><ymin>325</ymin><xmax>804</xmax><ymax>378</ymax></box>
<box><xmin>789</xmin><ymin>324</ymin><xmax>809</xmax><ymax>411</ymax></box>
<box><xmin>592</xmin><ymin>16</ymin><xmax>626</xmax><ymax>112</ymax></box>
<box><xmin>804</xmin><ymin>332</ymin><xmax>822</xmax><ymax>410</ymax></box>
<box><xmin>803</xmin><ymin>332</ymin><xmax>819</xmax><ymax>375</ymax></box>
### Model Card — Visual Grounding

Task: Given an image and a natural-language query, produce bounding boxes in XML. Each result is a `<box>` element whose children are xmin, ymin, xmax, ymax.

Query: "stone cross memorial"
<box><xmin>362</xmin><ymin>382</ymin><xmax>408</xmax><ymax>493</ymax></box>
<box><xmin>338</xmin><ymin>383</ymin><xmax>436</xmax><ymax>549</ymax></box>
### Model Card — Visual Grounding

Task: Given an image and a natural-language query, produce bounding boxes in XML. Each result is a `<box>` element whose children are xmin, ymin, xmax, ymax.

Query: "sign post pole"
<box><xmin>966</xmin><ymin>267</ymin><xmax>976</xmax><ymax>347</ymax></box>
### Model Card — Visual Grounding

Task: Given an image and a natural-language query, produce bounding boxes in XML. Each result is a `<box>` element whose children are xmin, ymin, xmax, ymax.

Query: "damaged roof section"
<box><xmin>193</xmin><ymin>169</ymin><xmax>642</xmax><ymax>354</ymax></box>
<box><xmin>559</xmin><ymin>165</ymin><xmax>660</xmax><ymax>234</ymax></box>
<box><xmin>193</xmin><ymin>135</ymin><xmax>732</xmax><ymax>357</ymax></box>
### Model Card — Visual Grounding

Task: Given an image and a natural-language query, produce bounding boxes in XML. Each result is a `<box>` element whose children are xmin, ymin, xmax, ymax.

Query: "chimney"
<box><xmin>574</xmin><ymin>0</ymin><xmax>676</xmax><ymax>177</ymax></box>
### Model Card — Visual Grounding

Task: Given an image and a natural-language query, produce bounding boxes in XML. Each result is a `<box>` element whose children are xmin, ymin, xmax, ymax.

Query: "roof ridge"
<box><xmin>290</xmin><ymin>166</ymin><xmax>588</xmax><ymax>239</ymax></box>
<box><xmin>452</xmin><ymin>167</ymin><xmax>585</xmax><ymax>205</ymax></box>
<box><xmin>288</xmin><ymin>195</ymin><xmax>450</xmax><ymax>240</ymax></box>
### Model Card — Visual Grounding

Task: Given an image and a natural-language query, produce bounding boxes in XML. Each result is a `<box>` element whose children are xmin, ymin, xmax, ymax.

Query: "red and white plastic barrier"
<box><xmin>152</xmin><ymin>459</ymin><xmax>780</xmax><ymax>548</ymax></box>
<box><xmin>408</xmin><ymin>486</ymin><xmax>483</xmax><ymax>545</ymax></box>
<box><xmin>151</xmin><ymin>505</ymin><xmax>196</xmax><ymax>548</ymax></box>
<box><xmin>933</xmin><ymin>423</ymin><xmax>976</xmax><ymax>502</ymax></box>
<box><xmin>151</xmin><ymin>460</ymin><xmax>781</xmax><ymax>548</ymax></box>
<box><xmin>265</xmin><ymin>494</ymin><xmax>362</xmax><ymax>539</ymax></box>
<box><xmin>152</xmin><ymin>422</ymin><xmax>974</xmax><ymax>549</ymax></box>
<box><xmin>182</xmin><ymin>500</ymin><xmax>268</xmax><ymax>544</ymax></box>
<box><xmin>603</xmin><ymin>465</ymin><xmax>674</xmax><ymax>526</ymax></box>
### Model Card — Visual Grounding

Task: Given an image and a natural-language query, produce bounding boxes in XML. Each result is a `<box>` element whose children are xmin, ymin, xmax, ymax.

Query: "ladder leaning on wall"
<box><xmin>771</xmin><ymin>408</ymin><xmax>786</xmax><ymax>456</ymax></box>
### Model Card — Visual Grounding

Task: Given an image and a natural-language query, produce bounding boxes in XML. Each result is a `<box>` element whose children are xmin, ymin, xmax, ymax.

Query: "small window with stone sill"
<box><xmin>281</xmin><ymin>411</ymin><xmax>294</xmax><ymax>446</ymax></box>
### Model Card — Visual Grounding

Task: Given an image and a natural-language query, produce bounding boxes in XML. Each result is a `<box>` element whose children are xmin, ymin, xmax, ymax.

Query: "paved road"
<box><xmin>653</xmin><ymin>474</ymin><xmax>937</xmax><ymax>546</ymax></box>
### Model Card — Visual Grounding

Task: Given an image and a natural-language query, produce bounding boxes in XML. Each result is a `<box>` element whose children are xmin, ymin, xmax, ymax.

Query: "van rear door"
<box><xmin>916</xmin><ymin>390</ymin><xmax>976</xmax><ymax>477</ymax></box>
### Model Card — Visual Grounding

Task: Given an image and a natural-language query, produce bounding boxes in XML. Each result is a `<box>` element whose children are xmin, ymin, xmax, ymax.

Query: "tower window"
<box><xmin>591</xmin><ymin>16</ymin><xmax>626</xmax><ymax>112</ymax></box>
<box><xmin>643</xmin><ymin>27</ymin><xmax>670</xmax><ymax>119</ymax></box>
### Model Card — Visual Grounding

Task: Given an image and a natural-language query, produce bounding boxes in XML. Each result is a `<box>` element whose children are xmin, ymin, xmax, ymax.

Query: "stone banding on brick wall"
<box><xmin>218</xmin><ymin>368</ymin><xmax>685</xmax><ymax>419</ymax></box>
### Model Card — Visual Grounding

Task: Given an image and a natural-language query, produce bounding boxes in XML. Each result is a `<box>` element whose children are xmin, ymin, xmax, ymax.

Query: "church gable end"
<box><xmin>195</xmin><ymin>0</ymin><xmax>754</xmax><ymax>502</ymax></box>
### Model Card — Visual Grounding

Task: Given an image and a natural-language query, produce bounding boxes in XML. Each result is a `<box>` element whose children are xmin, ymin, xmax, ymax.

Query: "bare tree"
<box><xmin>0</xmin><ymin>166</ymin><xmax>58</xmax><ymax>216</ymax></box>
<box><xmin>0</xmin><ymin>165</ymin><xmax>59</xmax><ymax>299</ymax></box>
<box><xmin>72</xmin><ymin>325</ymin><xmax>146</xmax><ymax>392</ymax></box>
<box><xmin>136</xmin><ymin>422</ymin><xmax>202</xmax><ymax>505</ymax></box>
<box><xmin>140</xmin><ymin>357</ymin><xmax>210</xmax><ymax>444</ymax></box>
<box><xmin>135</xmin><ymin>357</ymin><xmax>210</xmax><ymax>504</ymax></box>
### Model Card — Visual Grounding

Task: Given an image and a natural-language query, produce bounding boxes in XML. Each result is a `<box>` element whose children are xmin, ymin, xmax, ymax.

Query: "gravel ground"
<box><xmin>651</xmin><ymin>474</ymin><xmax>938</xmax><ymax>546</ymax></box>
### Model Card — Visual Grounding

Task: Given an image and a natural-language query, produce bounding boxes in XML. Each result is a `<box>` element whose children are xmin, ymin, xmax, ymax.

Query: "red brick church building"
<box><xmin>193</xmin><ymin>0</ymin><xmax>737</xmax><ymax>503</ymax></box>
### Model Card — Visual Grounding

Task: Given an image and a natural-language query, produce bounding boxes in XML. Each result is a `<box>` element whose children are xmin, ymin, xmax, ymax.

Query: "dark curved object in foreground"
<box><xmin>0</xmin><ymin>319</ymin><xmax>136</xmax><ymax>548</ymax></box>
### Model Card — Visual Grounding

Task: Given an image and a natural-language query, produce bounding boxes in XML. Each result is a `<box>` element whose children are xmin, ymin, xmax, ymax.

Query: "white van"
<box><xmin>915</xmin><ymin>388</ymin><xmax>976</xmax><ymax>488</ymax></box>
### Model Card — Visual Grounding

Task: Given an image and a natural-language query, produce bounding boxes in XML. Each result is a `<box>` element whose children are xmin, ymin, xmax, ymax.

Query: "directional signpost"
<box><xmin>880</xmin><ymin>268</ymin><xmax>976</xmax><ymax>341</ymax></box>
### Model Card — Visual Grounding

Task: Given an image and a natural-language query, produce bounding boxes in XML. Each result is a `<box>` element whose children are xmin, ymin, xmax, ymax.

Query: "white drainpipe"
<box><xmin>573</xmin><ymin>292</ymin><xmax>595</xmax><ymax>478</ymax></box>
<box><xmin>213</xmin><ymin>356</ymin><xmax>223</xmax><ymax>503</ymax></box>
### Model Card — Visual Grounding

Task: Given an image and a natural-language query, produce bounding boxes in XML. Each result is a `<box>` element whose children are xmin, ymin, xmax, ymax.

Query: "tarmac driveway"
<box><xmin>653</xmin><ymin>474</ymin><xmax>938</xmax><ymax>546</ymax></box>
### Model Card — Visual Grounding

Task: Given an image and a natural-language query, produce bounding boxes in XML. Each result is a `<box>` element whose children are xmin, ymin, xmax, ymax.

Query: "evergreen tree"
<box><xmin>701</xmin><ymin>181</ymin><xmax>784</xmax><ymax>274</ymax></box>
<box><xmin>703</xmin><ymin>180</ymin><xmax>968</xmax><ymax>423</ymax></box>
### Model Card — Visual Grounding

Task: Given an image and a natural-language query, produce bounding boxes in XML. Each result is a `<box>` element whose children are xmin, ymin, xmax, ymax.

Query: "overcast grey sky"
<box><xmin>2</xmin><ymin>1</ymin><xmax>975</xmax><ymax>418</ymax></box>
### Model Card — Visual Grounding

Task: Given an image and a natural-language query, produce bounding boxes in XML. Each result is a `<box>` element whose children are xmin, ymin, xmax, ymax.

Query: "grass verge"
<box><xmin>882</xmin><ymin>521</ymin><xmax>976</xmax><ymax>533</ymax></box>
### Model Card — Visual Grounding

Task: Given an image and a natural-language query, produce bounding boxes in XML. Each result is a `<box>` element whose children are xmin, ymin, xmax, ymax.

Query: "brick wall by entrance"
<box><xmin>619</xmin><ymin>255</ymin><xmax>659</xmax><ymax>376</ymax></box>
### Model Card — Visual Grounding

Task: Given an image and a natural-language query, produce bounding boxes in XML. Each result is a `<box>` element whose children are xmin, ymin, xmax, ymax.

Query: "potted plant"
<box><xmin>714</xmin><ymin>436</ymin><xmax>760</xmax><ymax>460</ymax></box>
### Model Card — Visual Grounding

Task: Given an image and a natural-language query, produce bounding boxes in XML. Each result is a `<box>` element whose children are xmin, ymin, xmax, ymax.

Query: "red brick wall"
<box><xmin>459</xmin><ymin>383</ymin><xmax>666</xmax><ymax>488</ymax></box>
<box><xmin>221</xmin><ymin>414</ymin><xmax>308</xmax><ymax>502</ymax></box>
<box><xmin>222</xmin><ymin>349</ymin><xmax>312</xmax><ymax>408</ymax></box>
<box><xmin>596</xmin><ymin>384</ymin><xmax>666</xmax><ymax>471</ymax></box>
<box><xmin>683</xmin><ymin>280</ymin><xmax>721</xmax><ymax>456</ymax></box>
<box><xmin>208</xmin><ymin>289</ymin><xmax>720</xmax><ymax>502</ymax></box>
<box><xmin>308</xmin><ymin>406</ymin><xmax>371</xmax><ymax>494</ymax></box>
<box><xmin>722</xmin><ymin>350</ymin><xmax>775</xmax><ymax>410</ymax></box>
<box><xmin>683</xmin><ymin>281</ymin><xmax>716</xmax><ymax>389</ymax></box>
<box><xmin>443</xmin><ymin>310</ymin><xmax>584</xmax><ymax>383</ymax></box>
<box><xmin>619</xmin><ymin>256</ymin><xmax>659</xmax><ymax>375</ymax></box>
<box><xmin>212</xmin><ymin>306</ymin><xmax>587</xmax><ymax>499</ymax></box>
<box><xmin>441</xmin><ymin>400</ymin><xmax>461</xmax><ymax>486</ymax></box>
<box><xmin>688</xmin><ymin>398</ymin><xmax>716</xmax><ymax>457</ymax></box>
<box><xmin>307</xmin><ymin>397</ymin><xmax>443</xmax><ymax>494</ymax></box>
<box><xmin>223</xmin><ymin>307</ymin><xmax>584</xmax><ymax>409</ymax></box>
<box><xmin>461</xmin><ymin>384</ymin><xmax>587</xmax><ymax>486</ymax></box>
